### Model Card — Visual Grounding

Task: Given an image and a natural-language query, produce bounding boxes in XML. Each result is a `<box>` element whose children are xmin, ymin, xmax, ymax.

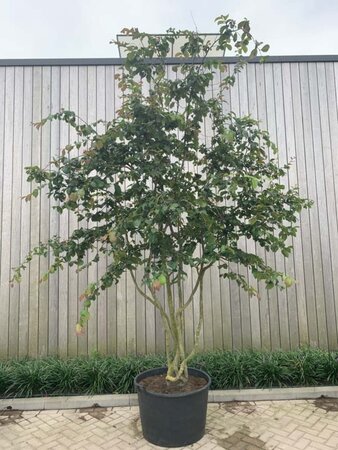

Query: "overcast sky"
<box><xmin>1</xmin><ymin>0</ymin><xmax>338</xmax><ymax>59</ymax></box>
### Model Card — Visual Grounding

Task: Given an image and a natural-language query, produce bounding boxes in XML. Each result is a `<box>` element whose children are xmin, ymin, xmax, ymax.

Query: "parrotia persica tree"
<box><xmin>13</xmin><ymin>15</ymin><xmax>312</xmax><ymax>383</ymax></box>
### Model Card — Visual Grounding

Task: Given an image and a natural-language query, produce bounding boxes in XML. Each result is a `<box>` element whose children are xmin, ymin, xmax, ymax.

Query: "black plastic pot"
<box><xmin>134</xmin><ymin>366</ymin><xmax>211</xmax><ymax>448</ymax></box>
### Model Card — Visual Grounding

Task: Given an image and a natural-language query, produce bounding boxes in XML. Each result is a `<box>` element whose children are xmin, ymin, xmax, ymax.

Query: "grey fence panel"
<box><xmin>0</xmin><ymin>58</ymin><xmax>337</xmax><ymax>358</ymax></box>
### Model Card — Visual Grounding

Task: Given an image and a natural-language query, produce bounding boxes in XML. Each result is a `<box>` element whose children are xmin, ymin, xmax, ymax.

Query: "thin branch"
<box><xmin>129</xmin><ymin>269</ymin><xmax>171</xmax><ymax>329</ymax></box>
<box><xmin>175</xmin><ymin>262</ymin><xmax>212</xmax><ymax>317</ymax></box>
<box><xmin>129</xmin><ymin>270</ymin><xmax>156</xmax><ymax>306</ymax></box>
<box><xmin>180</xmin><ymin>270</ymin><xmax>204</xmax><ymax>365</ymax></box>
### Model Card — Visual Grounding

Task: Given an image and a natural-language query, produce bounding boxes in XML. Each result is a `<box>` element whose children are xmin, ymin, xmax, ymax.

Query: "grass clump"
<box><xmin>1</xmin><ymin>348</ymin><xmax>337</xmax><ymax>398</ymax></box>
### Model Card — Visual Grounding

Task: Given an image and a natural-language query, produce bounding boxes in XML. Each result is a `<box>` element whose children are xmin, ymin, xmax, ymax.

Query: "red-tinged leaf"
<box><xmin>75</xmin><ymin>323</ymin><xmax>84</xmax><ymax>336</ymax></box>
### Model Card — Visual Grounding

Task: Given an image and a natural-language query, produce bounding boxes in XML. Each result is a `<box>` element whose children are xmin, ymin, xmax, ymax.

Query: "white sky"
<box><xmin>1</xmin><ymin>0</ymin><xmax>337</xmax><ymax>59</ymax></box>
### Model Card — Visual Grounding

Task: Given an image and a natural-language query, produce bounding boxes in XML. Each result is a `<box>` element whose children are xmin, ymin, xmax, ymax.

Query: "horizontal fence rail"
<box><xmin>0</xmin><ymin>57</ymin><xmax>338</xmax><ymax>358</ymax></box>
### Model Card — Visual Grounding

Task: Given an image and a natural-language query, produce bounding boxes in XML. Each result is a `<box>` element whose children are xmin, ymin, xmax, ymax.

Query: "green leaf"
<box><xmin>158</xmin><ymin>274</ymin><xmax>166</xmax><ymax>285</ymax></box>
<box><xmin>222</xmin><ymin>130</ymin><xmax>235</xmax><ymax>142</ymax></box>
<box><xmin>283</xmin><ymin>275</ymin><xmax>295</xmax><ymax>288</ymax></box>
<box><xmin>244</xmin><ymin>175</ymin><xmax>259</xmax><ymax>189</ymax></box>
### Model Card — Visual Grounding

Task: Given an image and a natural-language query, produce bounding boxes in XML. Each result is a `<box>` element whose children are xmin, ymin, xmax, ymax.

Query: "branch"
<box><xmin>129</xmin><ymin>269</ymin><xmax>172</xmax><ymax>330</ymax></box>
<box><xmin>175</xmin><ymin>262</ymin><xmax>213</xmax><ymax>317</ymax></box>
<box><xmin>184</xmin><ymin>269</ymin><xmax>204</xmax><ymax>362</ymax></box>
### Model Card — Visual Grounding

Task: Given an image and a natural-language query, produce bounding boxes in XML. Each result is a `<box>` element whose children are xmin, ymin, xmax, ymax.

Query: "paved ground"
<box><xmin>1</xmin><ymin>398</ymin><xmax>338</xmax><ymax>449</ymax></box>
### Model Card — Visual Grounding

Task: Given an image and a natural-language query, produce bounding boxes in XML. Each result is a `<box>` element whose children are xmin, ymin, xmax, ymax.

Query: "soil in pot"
<box><xmin>139</xmin><ymin>373</ymin><xmax>207</xmax><ymax>394</ymax></box>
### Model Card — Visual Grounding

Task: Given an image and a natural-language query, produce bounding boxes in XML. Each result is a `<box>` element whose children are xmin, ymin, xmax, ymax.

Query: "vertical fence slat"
<box><xmin>105</xmin><ymin>66</ymin><xmax>117</xmax><ymax>356</ymax></box>
<box><xmin>219</xmin><ymin>65</ymin><xmax>232</xmax><ymax>350</ymax></box>
<box><xmin>202</xmin><ymin>70</ymin><xmax>216</xmax><ymax>351</ymax></box>
<box><xmin>293</xmin><ymin>63</ymin><xmax>317</xmax><ymax>347</ymax></box>
<box><xmin>67</xmin><ymin>65</ymin><xmax>80</xmax><ymax>357</ymax></box>
<box><xmin>38</xmin><ymin>66</ymin><xmax>51</xmax><ymax>357</ymax></box>
<box><xmin>48</xmin><ymin>66</ymin><xmax>60</xmax><ymax>356</ymax></box>
<box><xmin>237</xmin><ymin>66</ymin><xmax>253</xmax><ymax>349</ymax></box>
<box><xmin>217</xmin><ymin>75</ymin><xmax>232</xmax><ymax>355</ymax></box>
<box><xmin>28</xmin><ymin>67</ymin><xmax>42</xmax><ymax>357</ymax></box>
<box><xmin>58</xmin><ymin>66</ymin><xmax>70</xmax><ymax>357</ymax></box>
<box><xmin>87</xmin><ymin>66</ymin><xmax>98</xmax><ymax>354</ymax></box>
<box><xmin>96</xmin><ymin>65</ymin><xmax>108</xmax><ymax>356</ymax></box>
<box><xmin>274</xmin><ymin>63</ymin><xmax>291</xmax><ymax>350</ymax></box>
<box><xmin>307</xmin><ymin>62</ymin><xmax>329</xmax><ymax>349</ymax></box>
<box><xmin>0</xmin><ymin>68</ymin><xmax>13</xmax><ymax>358</ymax></box>
<box><xmin>246</xmin><ymin>63</ymin><xmax>262</xmax><ymax>350</ymax></box>
<box><xmin>8</xmin><ymin>67</ymin><xmax>24</xmax><ymax>357</ymax></box>
<box><xmin>228</xmin><ymin>67</ymin><xmax>242</xmax><ymax>350</ymax></box>
<box><xmin>19</xmin><ymin>67</ymin><xmax>33</xmax><ymax>357</ymax></box>
<box><xmin>282</xmin><ymin>62</ymin><xmax>302</xmax><ymax>349</ymax></box>
<box><xmin>77</xmin><ymin>65</ymin><xmax>89</xmax><ymax>356</ymax></box>
<box><xmin>113</xmin><ymin>65</ymin><xmax>128</xmax><ymax>356</ymax></box>
<box><xmin>264</xmin><ymin>63</ymin><xmax>282</xmax><ymax>350</ymax></box>
<box><xmin>254</xmin><ymin>62</ymin><xmax>272</xmax><ymax>350</ymax></box>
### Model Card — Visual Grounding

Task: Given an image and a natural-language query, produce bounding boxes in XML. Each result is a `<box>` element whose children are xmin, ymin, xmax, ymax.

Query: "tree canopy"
<box><xmin>13</xmin><ymin>15</ymin><xmax>312</xmax><ymax>382</ymax></box>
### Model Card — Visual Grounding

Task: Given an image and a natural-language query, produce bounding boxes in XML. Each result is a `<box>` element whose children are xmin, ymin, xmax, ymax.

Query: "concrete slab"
<box><xmin>1</xmin><ymin>386</ymin><xmax>338</xmax><ymax>411</ymax></box>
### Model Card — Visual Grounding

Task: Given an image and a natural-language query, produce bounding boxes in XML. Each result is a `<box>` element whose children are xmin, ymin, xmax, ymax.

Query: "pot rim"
<box><xmin>134</xmin><ymin>366</ymin><xmax>211</xmax><ymax>398</ymax></box>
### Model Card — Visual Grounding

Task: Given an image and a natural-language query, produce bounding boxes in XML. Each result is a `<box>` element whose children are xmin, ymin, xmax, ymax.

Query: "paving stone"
<box><xmin>2</xmin><ymin>399</ymin><xmax>338</xmax><ymax>448</ymax></box>
<box><xmin>294</xmin><ymin>438</ymin><xmax>311</xmax><ymax>449</ymax></box>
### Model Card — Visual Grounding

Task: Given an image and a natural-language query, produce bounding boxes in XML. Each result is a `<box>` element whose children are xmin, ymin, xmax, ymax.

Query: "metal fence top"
<box><xmin>0</xmin><ymin>55</ymin><xmax>338</xmax><ymax>66</ymax></box>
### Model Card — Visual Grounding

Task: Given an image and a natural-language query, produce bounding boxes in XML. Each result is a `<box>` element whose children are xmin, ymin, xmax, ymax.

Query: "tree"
<box><xmin>13</xmin><ymin>16</ymin><xmax>312</xmax><ymax>384</ymax></box>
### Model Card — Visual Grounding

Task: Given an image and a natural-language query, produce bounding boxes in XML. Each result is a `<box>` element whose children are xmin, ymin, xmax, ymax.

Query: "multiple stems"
<box><xmin>130</xmin><ymin>265</ymin><xmax>207</xmax><ymax>384</ymax></box>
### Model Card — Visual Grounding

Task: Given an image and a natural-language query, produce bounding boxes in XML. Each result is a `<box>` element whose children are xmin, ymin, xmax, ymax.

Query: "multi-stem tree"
<box><xmin>13</xmin><ymin>16</ymin><xmax>312</xmax><ymax>383</ymax></box>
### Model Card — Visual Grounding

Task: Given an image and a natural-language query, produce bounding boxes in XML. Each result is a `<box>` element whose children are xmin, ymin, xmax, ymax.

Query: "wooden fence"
<box><xmin>1</xmin><ymin>56</ymin><xmax>338</xmax><ymax>358</ymax></box>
